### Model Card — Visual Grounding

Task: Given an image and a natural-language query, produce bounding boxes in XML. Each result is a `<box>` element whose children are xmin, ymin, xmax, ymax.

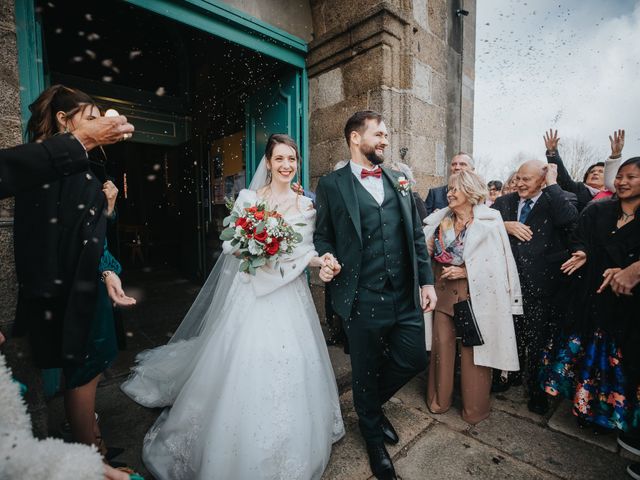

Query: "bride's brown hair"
<box><xmin>26</xmin><ymin>84</ymin><xmax>97</xmax><ymax>142</ymax></box>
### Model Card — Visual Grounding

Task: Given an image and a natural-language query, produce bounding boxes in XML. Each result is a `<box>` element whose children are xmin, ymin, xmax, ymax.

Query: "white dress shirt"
<box><xmin>517</xmin><ymin>191</ymin><xmax>543</xmax><ymax>220</ymax></box>
<box><xmin>350</xmin><ymin>161</ymin><xmax>385</xmax><ymax>205</ymax></box>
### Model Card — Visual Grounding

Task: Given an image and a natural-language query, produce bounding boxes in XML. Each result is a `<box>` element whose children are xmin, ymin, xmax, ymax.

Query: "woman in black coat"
<box><xmin>13</xmin><ymin>85</ymin><xmax>135</xmax><ymax>457</ymax></box>
<box><xmin>543</xmin><ymin>157</ymin><xmax>640</xmax><ymax>434</ymax></box>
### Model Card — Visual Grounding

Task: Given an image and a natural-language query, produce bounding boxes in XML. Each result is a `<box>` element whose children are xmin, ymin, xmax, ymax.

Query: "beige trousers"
<box><xmin>426</xmin><ymin>265</ymin><xmax>492</xmax><ymax>425</ymax></box>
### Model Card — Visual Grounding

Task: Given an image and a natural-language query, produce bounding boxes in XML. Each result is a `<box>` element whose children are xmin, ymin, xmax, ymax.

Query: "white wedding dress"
<box><xmin>121</xmin><ymin>188</ymin><xmax>344</xmax><ymax>480</ymax></box>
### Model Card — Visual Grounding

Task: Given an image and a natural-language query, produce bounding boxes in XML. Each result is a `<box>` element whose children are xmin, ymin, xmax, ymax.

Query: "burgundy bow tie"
<box><xmin>361</xmin><ymin>168</ymin><xmax>382</xmax><ymax>179</ymax></box>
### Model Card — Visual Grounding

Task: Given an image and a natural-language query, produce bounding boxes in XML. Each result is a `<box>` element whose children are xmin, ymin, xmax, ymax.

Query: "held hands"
<box><xmin>420</xmin><ymin>285</ymin><xmax>437</xmax><ymax>313</ymax></box>
<box><xmin>104</xmin><ymin>272</ymin><xmax>137</xmax><ymax>307</ymax></box>
<box><xmin>316</xmin><ymin>253</ymin><xmax>342</xmax><ymax>282</ymax></box>
<box><xmin>544</xmin><ymin>129</ymin><xmax>560</xmax><ymax>151</ymax></box>
<box><xmin>561</xmin><ymin>250</ymin><xmax>586</xmax><ymax>275</ymax></box>
<box><xmin>441</xmin><ymin>265</ymin><xmax>467</xmax><ymax>280</ymax></box>
<box><xmin>504</xmin><ymin>221</ymin><xmax>533</xmax><ymax>241</ymax></box>
<box><xmin>609</xmin><ymin>129</ymin><xmax>625</xmax><ymax>158</ymax></box>
<box><xmin>102</xmin><ymin>180</ymin><xmax>118</xmax><ymax>216</ymax></box>
<box><xmin>72</xmin><ymin>115</ymin><xmax>135</xmax><ymax>151</ymax></box>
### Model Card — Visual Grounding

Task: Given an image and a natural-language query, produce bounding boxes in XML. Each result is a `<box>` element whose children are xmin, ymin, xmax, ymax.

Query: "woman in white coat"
<box><xmin>423</xmin><ymin>170</ymin><xmax>522</xmax><ymax>424</ymax></box>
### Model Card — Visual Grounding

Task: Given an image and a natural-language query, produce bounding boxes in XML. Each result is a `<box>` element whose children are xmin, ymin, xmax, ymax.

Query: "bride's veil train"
<box><xmin>120</xmin><ymin>157</ymin><xmax>269</xmax><ymax>407</ymax></box>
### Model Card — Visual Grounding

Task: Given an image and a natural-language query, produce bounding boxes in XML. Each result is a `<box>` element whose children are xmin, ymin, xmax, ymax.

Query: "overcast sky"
<box><xmin>473</xmin><ymin>0</ymin><xmax>640</xmax><ymax>180</ymax></box>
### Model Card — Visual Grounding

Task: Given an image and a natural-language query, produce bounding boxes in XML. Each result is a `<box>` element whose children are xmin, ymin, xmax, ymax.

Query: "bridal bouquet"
<box><xmin>220</xmin><ymin>200</ymin><xmax>304</xmax><ymax>275</ymax></box>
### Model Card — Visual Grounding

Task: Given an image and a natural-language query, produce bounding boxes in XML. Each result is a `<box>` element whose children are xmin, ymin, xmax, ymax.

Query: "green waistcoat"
<box><xmin>353</xmin><ymin>174</ymin><xmax>411</xmax><ymax>292</ymax></box>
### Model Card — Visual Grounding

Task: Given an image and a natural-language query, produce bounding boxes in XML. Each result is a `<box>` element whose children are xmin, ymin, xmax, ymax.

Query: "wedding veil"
<box><xmin>121</xmin><ymin>157</ymin><xmax>270</xmax><ymax>407</ymax></box>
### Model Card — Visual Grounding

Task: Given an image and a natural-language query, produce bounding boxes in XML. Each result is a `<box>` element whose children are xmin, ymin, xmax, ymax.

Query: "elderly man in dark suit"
<box><xmin>492</xmin><ymin>160</ymin><xmax>579</xmax><ymax>414</ymax></box>
<box><xmin>424</xmin><ymin>152</ymin><xmax>474</xmax><ymax>216</ymax></box>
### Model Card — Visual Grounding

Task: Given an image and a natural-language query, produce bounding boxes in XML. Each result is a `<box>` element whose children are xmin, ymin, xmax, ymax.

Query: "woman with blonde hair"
<box><xmin>423</xmin><ymin>170</ymin><xmax>522</xmax><ymax>424</ymax></box>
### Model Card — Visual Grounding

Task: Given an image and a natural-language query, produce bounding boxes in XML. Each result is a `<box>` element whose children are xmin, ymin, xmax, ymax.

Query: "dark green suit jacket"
<box><xmin>314</xmin><ymin>163</ymin><xmax>434</xmax><ymax>320</ymax></box>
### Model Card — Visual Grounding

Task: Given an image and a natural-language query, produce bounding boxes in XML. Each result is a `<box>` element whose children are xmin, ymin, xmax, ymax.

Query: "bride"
<box><xmin>121</xmin><ymin>134</ymin><xmax>345</xmax><ymax>479</ymax></box>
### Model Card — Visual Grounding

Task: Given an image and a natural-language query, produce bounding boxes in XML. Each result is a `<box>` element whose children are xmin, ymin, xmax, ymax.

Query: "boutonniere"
<box><xmin>396</xmin><ymin>176</ymin><xmax>411</xmax><ymax>196</ymax></box>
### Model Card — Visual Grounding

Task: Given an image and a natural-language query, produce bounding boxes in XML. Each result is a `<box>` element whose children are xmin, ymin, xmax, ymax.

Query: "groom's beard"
<box><xmin>360</xmin><ymin>144</ymin><xmax>384</xmax><ymax>166</ymax></box>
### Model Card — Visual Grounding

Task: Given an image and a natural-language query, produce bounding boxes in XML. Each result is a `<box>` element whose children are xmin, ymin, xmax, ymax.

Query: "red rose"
<box><xmin>247</xmin><ymin>206</ymin><xmax>258</xmax><ymax>213</ymax></box>
<box><xmin>254</xmin><ymin>211</ymin><xmax>265</xmax><ymax>221</ymax></box>
<box><xmin>265</xmin><ymin>239</ymin><xmax>280</xmax><ymax>256</ymax></box>
<box><xmin>253</xmin><ymin>229</ymin><xmax>268</xmax><ymax>242</ymax></box>
<box><xmin>235</xmin><ymin>217</ymin><xmax>248</xmax><ymax>228</ymax></box>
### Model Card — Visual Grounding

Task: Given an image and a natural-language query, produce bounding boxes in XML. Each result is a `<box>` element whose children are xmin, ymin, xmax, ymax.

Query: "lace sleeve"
<box><xmin>98</xmin><ymin>241</ymin><xmax>122</xmax><ymax>275</ymax></box>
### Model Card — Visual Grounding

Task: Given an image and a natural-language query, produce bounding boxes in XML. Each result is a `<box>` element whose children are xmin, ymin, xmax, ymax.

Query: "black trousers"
<box><xmin>345</xmin><ymin>280</ymin><xmax>427</xmax><ymax>444</ymax></box>
<box><xmin>516</xmin><ymin>296</ymin><xmax>558</xmax><ymax>396</ymax></box>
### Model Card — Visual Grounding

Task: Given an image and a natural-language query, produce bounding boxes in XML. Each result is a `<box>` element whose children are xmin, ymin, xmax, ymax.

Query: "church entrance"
<box><xmin>26</xmin><ymin>0</ymin><xmax>308</xmax><ymax>281</ymax></box>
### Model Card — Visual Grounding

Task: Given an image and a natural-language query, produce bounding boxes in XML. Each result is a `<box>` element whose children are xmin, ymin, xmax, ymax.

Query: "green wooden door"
<box><xmin>245</xmin><ymin>69</ymin><xmax>306</xmax><ymax>187</ymax></box>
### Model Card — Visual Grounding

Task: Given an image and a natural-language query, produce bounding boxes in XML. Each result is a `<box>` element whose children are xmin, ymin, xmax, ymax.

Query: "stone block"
<box><xmin>0</xmin><ymin>0</ymin><xmax>15</xmax><ymax>28</ymax></box>
<box><xmin>0</xmin><ymin>28</ymin><xmax>19</xmax><ymax>112</ymax></box>
<box><xmin>431</xmin><ymin>70</ymin><xmax>448</xmax><ymax>107</ymax></box>
<box><xmin>547</xmin><ymin>398</ymin><xmax>618</xmax><ymax>453</ymax></box>
<box><xmin>413</xmin><ymin>57</ymin><xmax>433</xmax><ymax>105</ymax></box>
<box><xmin>341</xmin><ymin>47</ymin><xmax>386</xmax><ymax>98</ymax></box>
<box><xmin>309</xmin><ymin>91</ymin><xmax>374</xmax><ymax>145</ymax></box>
<box><xmin>408</xmin><ymin>95</ymin><xmax>446</xmax><ymax>134</ymax></box>
<box><xmin>0</xmin><ymin>225</ymin><xmax>16</xmax><ymax>326</ymax></box>
<box><xmin>412</xmin><ymin>0</ymin><xmax>428</xmax><ymax>31</ymax></box>
<box><xmin>469</xmin><ymin>409</ymin><xmax>628</xmax><ymax>478</ymax></box>
<box><xmin>0</xmin><ymin>116</ymin><xmax>23</xmax><ymax>149</ymax></box>
<box><xmin>309</xmin><ymin>67</ymin><xmax>344</xmax><ymax>112</ymax></box>
<box><xmin>395</xmin><ymin>423</ymin><xmax>556</xmax><ymax>479</ymax></box>
<box><xmin>411</xmin><ymin>28</ymin><xmax>447</xmax><ymax>76</ymax></box>
<box><xmin>309</xmin><ymin>138</ymin><xmax>349</xmax><ymax>177</ymax></box>
<box><xmin>427</xmin><ymin>0</ymin><xmax>448</xmax><ymax>40</ymax></box>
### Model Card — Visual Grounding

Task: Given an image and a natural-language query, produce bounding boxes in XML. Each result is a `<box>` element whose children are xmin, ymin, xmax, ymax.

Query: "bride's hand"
<box><xmin>310</xmin><ymin>253</ymin><xmax>335</xmax><ymax>268</ymax></box>
<box><xmin>317</xmin><ymin>253</ymin><xmax>341</xmax><ymax>282</ymax></box>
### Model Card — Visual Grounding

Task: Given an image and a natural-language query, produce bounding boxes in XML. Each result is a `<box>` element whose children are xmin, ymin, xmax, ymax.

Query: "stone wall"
<box><xmin>0</xmin><ymin>0</ymin><xmax>49</xmax><ymax>437</ymax></box>
<box><xmin>0</xmin><ymin>0</ymin><xmax>21</xmax><ymax>329</ymax></box>
<box><xmin>307</xmin><ymin>0</ymin><xmax>476</xmax><ymax>195</ymax></box>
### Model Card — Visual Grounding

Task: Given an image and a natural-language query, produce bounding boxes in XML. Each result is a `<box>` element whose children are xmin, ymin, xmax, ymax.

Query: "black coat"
<box><xmin>424</xmin><ymin>185</ymin><xmax>448</xmax><ymax>216</ymax></box>
<box><xmin>0</xmin><ymin>134</ymin><xmax>88</xmax><ymax>199</ymax></box>
<box><xmin>492</xmin><ymin>184</ymin><xmax>579</xmax><ymax>298</ymax></box>
<box><xmin>546</xmin><ymin>150</ymin><xmax>594</xmax><ymax>212</ymax></box>
<box><xmin>13</xmin><ymin>150</ymin><xmax>108</xmax><ymax>368</ymax></box>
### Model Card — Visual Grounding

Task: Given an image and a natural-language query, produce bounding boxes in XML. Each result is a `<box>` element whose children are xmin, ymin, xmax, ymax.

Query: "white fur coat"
<box><xmin>0</xmin><ymin>353</ymin><xmax>104</xmax><ymax>480</ymax></box>
<box><xmin>423</xmin><ymin>204</ymin><xmax>522</xmax><ymax>371</ymax></box>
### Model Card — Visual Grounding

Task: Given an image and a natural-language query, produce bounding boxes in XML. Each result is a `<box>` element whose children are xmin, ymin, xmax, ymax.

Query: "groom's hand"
<box><xmin>318</xmin><ymin>253</ymin><xmax>341</xmax><ymax>282</ymax></box>
<box><xmin>420</xmin><ymin>285</ymin><xmax>437</xmax><ymax>313</ymax></box>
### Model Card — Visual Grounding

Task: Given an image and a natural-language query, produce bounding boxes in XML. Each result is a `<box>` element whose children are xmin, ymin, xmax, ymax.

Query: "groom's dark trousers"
<box><xmin>315</xmin><ymin>166</ymin><xmax>432</xmax><ymax>445</ymax></box>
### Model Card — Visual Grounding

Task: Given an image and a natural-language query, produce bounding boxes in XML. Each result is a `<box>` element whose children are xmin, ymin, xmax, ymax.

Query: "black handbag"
<box><xmin>453</xmin><ymin>299</ymin><xmax>484</xmax><ymax>347</ymax></box>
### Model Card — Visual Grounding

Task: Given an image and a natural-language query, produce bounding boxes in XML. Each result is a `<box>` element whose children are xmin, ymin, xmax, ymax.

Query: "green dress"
<box><xmin>62</xmin><ymin>242</ymin><xmax>122</xmax><ymax>389</ymax></box>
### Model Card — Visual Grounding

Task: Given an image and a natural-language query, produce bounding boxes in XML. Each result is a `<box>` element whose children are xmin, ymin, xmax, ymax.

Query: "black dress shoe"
<box><xmin>381</xmin><ymin>415</ymin><xmax>399</xmax><ymax>445</ymax></box>
<box><xmin>527</xmin><ymin>393</ymin><xmax>549</xmax><ymax>415</ymax></box>
<box><xmin>366</xmin><ymin>443</ymin><xmax>397</xmax><ymax>480</ymax></box>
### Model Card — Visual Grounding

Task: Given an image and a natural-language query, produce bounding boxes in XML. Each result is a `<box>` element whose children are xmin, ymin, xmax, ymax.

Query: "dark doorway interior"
<box><xmin>38</xmin><ymin>0</ymin><xmax>289</xmax><ymax>280</ymax></box>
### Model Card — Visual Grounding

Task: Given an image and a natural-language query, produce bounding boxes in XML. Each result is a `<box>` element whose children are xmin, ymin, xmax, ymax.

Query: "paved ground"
<box><xmin>45</xmin><ymin>270</ymin><xmax>633</xmax><ymax>479</ymax></box>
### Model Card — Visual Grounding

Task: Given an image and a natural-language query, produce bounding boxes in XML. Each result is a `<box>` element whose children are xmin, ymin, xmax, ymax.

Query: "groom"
<box><xmin>315</xmin><ymin>111</ymin><xmax>437</xmax><ymax>480</ymax></box>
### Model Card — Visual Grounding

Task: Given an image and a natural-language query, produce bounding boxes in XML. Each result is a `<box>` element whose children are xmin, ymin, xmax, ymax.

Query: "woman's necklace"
<box><xmin>621</xmin><ymin>210</ymin><xmax>635</xmax><ymax>220</ymax></box>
